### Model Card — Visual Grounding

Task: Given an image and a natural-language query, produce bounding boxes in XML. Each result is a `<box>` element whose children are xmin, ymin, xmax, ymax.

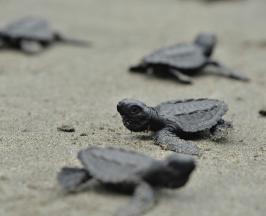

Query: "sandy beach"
<box><xmin>0</xmin><ymin>0</ymin><xmax>265</xmax><ymax>215</ymax></box>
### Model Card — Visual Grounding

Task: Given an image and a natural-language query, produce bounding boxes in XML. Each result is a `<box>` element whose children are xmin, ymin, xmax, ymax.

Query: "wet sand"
<box><xmin>0</xmin><ymin>0</ymin><xmax>265</xmax><ymax>215</ymax></box>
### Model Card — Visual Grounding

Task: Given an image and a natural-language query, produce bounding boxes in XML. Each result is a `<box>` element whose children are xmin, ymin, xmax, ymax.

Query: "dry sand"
<box><xmin>0</xmin><ymin>0</ymin><xmax>265</xmax><ymax>215</ymax></box>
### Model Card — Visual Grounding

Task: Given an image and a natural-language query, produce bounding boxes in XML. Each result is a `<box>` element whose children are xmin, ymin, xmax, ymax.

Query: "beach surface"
<box><xmin>0</xmin><ymin>0</ymin><xmax>265</xmax><ymax>215</ymax></box>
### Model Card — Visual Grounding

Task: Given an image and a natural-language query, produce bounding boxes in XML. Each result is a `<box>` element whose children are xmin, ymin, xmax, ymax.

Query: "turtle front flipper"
<box><xmin>57</xmin><ymin>167</ymin><xmax>92</xmax><ymax>192</ymax></box>
<box><xmin>20</xmin><ymin>40</ymin><xmax>44</xmax><ymax>55</ymax></box>
<box><xmin>154</xmin><ymin>128</ymin><xmax>200</xmax><ymax>156</ymax></box>
<box><xmin>115</xmin><ymin>182</ymin><xmax>156</xmax><ymax>216</ymax></box>
<box><xmin>168</xmin><ymin>68</ymin><xmax>193</xmax><ymax>84</ymax></box>
<box><xmin>207</xmin><ymin>60</ymin><xmax>250</xmax><ymax>82</ymax></box>
<box><xmin>53</xmin><ymin>32</ymin><xmax>90</xmax><ymax>47</ymax></box>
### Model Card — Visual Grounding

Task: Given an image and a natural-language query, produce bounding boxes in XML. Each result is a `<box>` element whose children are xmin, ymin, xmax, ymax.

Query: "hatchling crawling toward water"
<box><xmin>117</xmin><ymin>98</ymin><xmax>232</xmax><ymax>155</ymax></box>
<box><xmin>130</xmin><ymin>33</ymin><xmax>249</xmax><ymax>84</ymax></box>
<box><xmin>0</xmin><ymin>17</ymin><xmax>88</xmax><ymax>54</ymax></box>
<box><xmin>58</xmin><ymin>146</ymin><xmax>196</xmax><ymax>216</ymax></box>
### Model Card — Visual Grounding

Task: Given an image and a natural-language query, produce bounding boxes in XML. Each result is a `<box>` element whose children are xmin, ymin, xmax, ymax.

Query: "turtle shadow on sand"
<box><xmin>131</xmin><ymin>131</ymin><xmax>210</xmax><ymax>141</ymax></box>
<box><xmin>130</xmin><ymin>133</ymin><xmax>153</xmax><ymax>141</ymax></box>
<box><xmin>180</xmin><ymin>0</ymin><xmax>246</xmax><ymax>4</ymax></box>
<box><xmin>201</xmin><ymin>0</ymin><xmax>246</xmax><ymax>4</ymax></box>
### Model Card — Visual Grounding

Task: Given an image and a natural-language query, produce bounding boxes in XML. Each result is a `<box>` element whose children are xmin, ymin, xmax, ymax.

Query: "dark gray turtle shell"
<box><xmin>0</xmin><ymin>17</ymin><xmax>54</xmax><ymax>42</ymax></box>
<box><xmin>142</xmin><ymin>44</ymin><xmax>208</xmax><ymax>70</ymax></box>
<box><xmin>78</xmin><ymin>147</ymin><xmax>156</xmax><ymax>184</ymax></box>
<box><xmin>155</xmin><ymin>98</ymin><xmax>228</xmax><ymax>132</ymax></box>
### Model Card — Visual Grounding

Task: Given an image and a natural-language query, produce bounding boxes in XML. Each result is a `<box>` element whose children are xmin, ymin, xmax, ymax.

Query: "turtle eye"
<box><xmin>130</xmin><ymin>105</ymin><xmax>142</xmax><ymax>114</ymax></box>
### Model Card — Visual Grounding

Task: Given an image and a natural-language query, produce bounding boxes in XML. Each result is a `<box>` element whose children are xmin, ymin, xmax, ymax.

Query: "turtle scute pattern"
<box><xmin>1</xmin><ymin>17</ymin><xmax>54</xmax><ymax>41</ymax></box>
<box><xmin>156</xmin><ymin>98</ymin><xmax>228</xmax><ymax>132</ymax></box>
<box><xmin>143</xmin><ymin>44</ymin><xmax>207</xmax><ymax>69</ymax></box>
<box><xmin>78</xmin><ymin>147</ymin><xmax>155</xmax><ymax>183</ymax></box>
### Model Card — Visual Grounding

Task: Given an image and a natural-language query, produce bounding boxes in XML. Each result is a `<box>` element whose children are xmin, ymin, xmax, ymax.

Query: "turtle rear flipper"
<box><xmin>115</xmin><ymin>182</ymin><xmax>156</xmax><ymax>216</ymax></box>
<box><xmin>129</xmin><ymin>62</ymin><xmax>149</xmax><ymax>73</ymax></box>
<box><xmin>57</xmin><ymin>167</ymin><xmax>92</xmax><ymax>192</ymax></box>
<box><xmin>210</xmin><ymin>120</ymin><xmax>233</xmax><ymax>141</ymax></box>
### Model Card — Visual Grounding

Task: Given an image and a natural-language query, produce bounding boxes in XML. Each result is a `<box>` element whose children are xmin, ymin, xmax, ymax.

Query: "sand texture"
<box><xmin>0</xmin><ymin>0</ymin><xmax>265</xmax><ymax>215</ymax></box>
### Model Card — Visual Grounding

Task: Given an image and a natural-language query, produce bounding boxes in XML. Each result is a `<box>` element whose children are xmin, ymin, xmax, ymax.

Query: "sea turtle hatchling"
<box><xmin>58</xmin><ymin>146</ymin><xmax>196</xmax><ymax>216</ymax></box>
<box><xmin>0</xmin><ymin>17</ymin><xmax>88</xmax><ymax>54</ymax></box>
<box><xmin>117</xmin><ymin>98</ymin><xmax>232</xmax><ymax>155</ymax></box>
<box><xmin>130</xmin><ymin>33</ymin><xmax>249</xmax><ymax>84</ymax></box>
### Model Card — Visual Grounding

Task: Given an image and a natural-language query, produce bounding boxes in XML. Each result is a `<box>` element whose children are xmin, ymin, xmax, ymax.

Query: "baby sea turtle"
<box><xmin>130</xmin><ymin>33</ymin><xmax>249</xmax><ymax>84</ymax></box>
<box><xmin>117</xmin><ymin>98</ymin><xmax>232</xmax><ymax>155</ymax></box>
<box><xmin>0</xmin><ymin>17</ymin><xmax>88</xmax><ymax>54</ymax></box>
<box><xmin>58</xmin><ymin>146</ymin><xmax>195</xmax><ymax>216</ymax></box>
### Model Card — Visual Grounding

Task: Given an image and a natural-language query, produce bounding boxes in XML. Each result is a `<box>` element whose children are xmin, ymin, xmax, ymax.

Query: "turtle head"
<box><xmin>117</xmin><ymin>99</ymin><xmax>151</xmax><ymax>132</ymax></box>
<box><xmin>142</xmin><ymin>154</ymin><xmax>196</xmax><ymax>188</ymax></box>
<box><xmin>194</xmin><ymin>33</ymin><xmax>217</xmax><ymax>57</ymax></box>
<box><xmin>164</xmin><ymin>154</ymin><xmax>196</xmax><ymax>188</ymax></box>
